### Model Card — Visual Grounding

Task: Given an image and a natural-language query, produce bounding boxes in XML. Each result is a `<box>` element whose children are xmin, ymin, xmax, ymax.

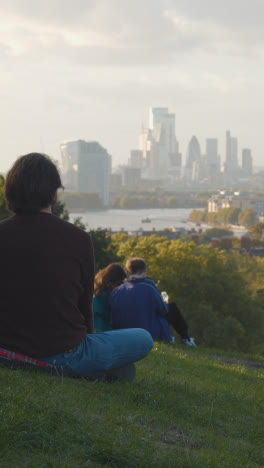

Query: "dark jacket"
<box><xmin>0</xmin><ymin>213</ymin><xmax>94</xmax><ymax>357</ymax></box>
<box><xmin>109</xmin><ymin>277</ymin><xmax>172</xmax><ymax>342</ymax></box>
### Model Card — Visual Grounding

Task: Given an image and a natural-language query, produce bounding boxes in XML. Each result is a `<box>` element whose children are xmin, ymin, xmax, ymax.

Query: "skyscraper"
<box><xmin>225</xmin><ymin>130</ymin><xmax>238</xmax><ymax>174</ymax></box>
<box><xmin>138</xmin><ymin>107</ymin><xmax>181</xmax><ymax>179</ymax></box>
<box><xmin>128</xmin><ymin>150</ymin><xmax>144</xmax><ymax>169</ymax></box>
<box><xmin>184</xmin><ymin>136</ymin><xmax>201</xmax><ymax>181</ymax></box>
<box><xmin>205</xmin><ymin>138</ymin><xmax>220</xmax><ymax>181</ymax></box>
<box><xmin>60</xmin><ymin>139</ymin><xmax>111</xmax><ymax>207</ymax></box>
<box><xmin>206</xmin><ymin>138</ymin><xmax>218</xmax><ymax>165</ymax></box>
<box><xmin>242</xmin><ymin>148</ymin><xmax>253</xmax><ymax>175</ymax></box>
<box><xmin>149</xmin><ymin>107</ymin><xmax>177</xmax><ymax>156</ymax></box>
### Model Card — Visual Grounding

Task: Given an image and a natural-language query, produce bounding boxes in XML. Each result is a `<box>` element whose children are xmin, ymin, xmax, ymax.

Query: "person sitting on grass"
<box><xmin>93</xmin><ymin>263</ymin><xmax>127</xmax><ymax>332</ymax></box>
<box><xmin>109</xmin><ymin>257</ymin><xmax>197</xmax><ymax>347</ymax></box>
<box><xmin>0</xmin><ymin>153</ymin><xmax>153</xmax><ymax>380</ymax></box>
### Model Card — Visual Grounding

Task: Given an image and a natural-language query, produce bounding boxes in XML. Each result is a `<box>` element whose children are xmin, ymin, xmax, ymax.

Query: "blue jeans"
<box><xmin>40</xmin><ymin>328</ymin><xmax>153</xmax><ymax>377</ymax></box>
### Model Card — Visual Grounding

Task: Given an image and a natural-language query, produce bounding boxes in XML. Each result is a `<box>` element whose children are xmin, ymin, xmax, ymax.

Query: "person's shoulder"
<box><xmin>142</xmin><ymin>277</ymin><xmax>156</xmax><ymax>286</ymax></box>
<box><xmin>0</xmin><ymin>215</ymin><xmax>15</xmax><ymax>231</ymax></box>
<box><xmin>48</xmin><ymin>215</ymin><xmax>91</xmax><ymax>242</ymax></box>
<box><xmin>109</xmin><ymin>282</ymin><xmax>127</xmax><ymax>298</ymax></box>
<box><xmin>94</xmin><ymin>290</ymin><xmax>108</xmax><ymax>300</ymax></box>
<box><xmin>129</xmin><ymin>277</ymin><xmax>157</xmax><ymax>289</ymax></box>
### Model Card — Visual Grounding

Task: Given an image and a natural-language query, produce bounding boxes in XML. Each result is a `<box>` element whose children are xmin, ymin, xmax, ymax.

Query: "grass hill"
<box><xmin>0</xmin><ymin>344</ymin><xmax>263</xmax><ymax>468</ymax></box>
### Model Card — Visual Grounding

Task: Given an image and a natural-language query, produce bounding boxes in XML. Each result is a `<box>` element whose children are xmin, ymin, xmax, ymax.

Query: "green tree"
<box><xmin>0</xmin><ymin>175</ymin><xmax>12</xmax><ymax>221</ymax></box>
<box><xmin>52</xmin><ymin>199</ymin><xmax>70</xmax><ymax>220</ymax></box>
<box><xmin>189</xmin><ymin>209</ymin><xmax>205</xmax><ymax>223</ymax></box>
<box><xmin>59</xmin><ymin>192</ymin><xmax>103</xmax><ymax>210</ymax></box>
<box><xmin>238</xmin><ymin>209</ymin><xmax>257</xmax><ymax>227</ymax></box>
<box><xmin>216</xmin><ymin>207</ymin><xmax>241</xmax><ymax>225</ymax></box>
<box><xmin>90</xmin><ymin>229</ymin><xmax>121</xmax><ymax>272</ymax></box>
<box><xmin>113</xmin><ymin>235</ymin><xmax>264</xmax><ymax>352</ymax></box>
<box><xmin>166</xmin><ymin>196</ymin><xmax>179</xmax><ymax>208</ymax></box>
<box><xmin>199</xmin><ymin>227</ymin><xmax>234</xmax><ymax>245</ymax></box>
<box><xmin>119</xmin><ymin>196</ymin><xmax>141</xmax><ymax>209</ymax></box>
<box><xmin>248</xmin><ymin>222</ymin><xmax>264</xmax><ymax>242</ymax></box>
<box><xmin>205</xmin><ymin>212</ymin><xmax>218</xmax><ymax>224</ymax></box>
<box><xmin>226</xmin><ymin>207</ymin><xmax>241</xmax><ymax>224</ymax></box>
<box><xmin>72</xmin><ymin>216</ymin><xmax>87</xmax><ymax>230</ymax></box>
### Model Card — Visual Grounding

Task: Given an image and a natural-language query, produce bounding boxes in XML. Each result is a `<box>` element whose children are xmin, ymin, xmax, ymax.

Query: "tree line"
<box><xmin>58</xmin><ymin>190</ymin><xmax>208</xmax><ymax>210</ymax></box>
<box><xmin>190</xmin><ymin>207</ymin><xmax>258</xmax><ymax>227</ymax></box>
<box><xmin>111</xmin><ymin>195</ymin><xmax>205</xmax><ymax>209</ymax></box>
<box><xmin>98</xmin><ymin>232</ymin><xmax>264</xmax><ymax>354</ymax></box>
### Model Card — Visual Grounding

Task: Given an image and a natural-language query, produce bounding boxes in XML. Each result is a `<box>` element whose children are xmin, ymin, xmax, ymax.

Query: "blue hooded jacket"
<box><xmin>109</xmin><ymin>277</ymin><xmax>172</xmax><ymax>342</ymax></box>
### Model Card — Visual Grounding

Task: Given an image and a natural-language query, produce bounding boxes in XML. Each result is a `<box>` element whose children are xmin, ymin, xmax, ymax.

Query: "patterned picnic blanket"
<box><xmin>0</xmin><ymin>347</ymin><xmax>52</xmax><ymax>368</ymax></box>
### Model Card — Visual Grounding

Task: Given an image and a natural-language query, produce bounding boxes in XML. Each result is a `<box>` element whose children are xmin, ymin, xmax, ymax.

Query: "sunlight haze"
<box><xmin>0</xmin><ymin>0</ymin><xmax>263</xmax><ymax>171</ymax></box>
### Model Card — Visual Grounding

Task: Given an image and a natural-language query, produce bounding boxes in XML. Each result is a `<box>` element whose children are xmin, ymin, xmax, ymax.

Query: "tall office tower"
<box><xmin>225</xmin><ymin>130</ymin><xmax>238</xmax><ymax>173</ymax></box>
<box><xmin>184</xmin><ymin>136</ymin><xmax>201</xmax><ymax>181</ymax></box>
<box><xmin>206</xmin><ymin>139</ymin><xmax>218</xmax><ymax>165</ymax></box>
<box><xmin>149</xmin><ymin>107</ymin><xmax>177</xmax><ymax>155</ymax></box>
<box><xmin>242</xmin><ymin>148</ymin><xmax>253</xmax><ymax>175</ymax></box>
<box><xmin>128</xmin><ymin>150</ymin><xmax>144</xmax><ymax>169</ymax></box>
<box><xmin>139</xmin><ymin>107</ymin><xmax>181</xmax><ymax>179</ymax></box>
<box><xmin>139</xmin><ymin>126</ymin><xmax>152</xmax><ymax>158</ymax></box>
<box><xmin>60</xmin><ymin>139</ymin><xmax>111</xmax><ymax>207</ymax></box>
<box><xmin>205</xmin><ymin>138</ymin><xmax>220</xmax><ymax>180</ymax></box>
<box><xmin>60</xmin><ymin>140</ymin><xmax>79</xmax><ymax>191</ymax></box>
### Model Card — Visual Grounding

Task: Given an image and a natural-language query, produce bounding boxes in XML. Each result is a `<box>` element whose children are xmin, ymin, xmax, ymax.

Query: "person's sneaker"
<box><xmin>105</xmin><ymin>363</ymin><xmax>136</xmax><ymax>382</ymax></box>
<box><xmin>182</xmin><ymin>337</ymin><xmax>197</xmax><ymax>347</ymax></box>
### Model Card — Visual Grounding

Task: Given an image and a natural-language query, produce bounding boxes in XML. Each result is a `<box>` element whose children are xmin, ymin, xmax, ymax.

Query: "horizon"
<box><xmin>0</xmin><ymin>0</ymin><xmax>264</xmax><ymax>172</ymax></box>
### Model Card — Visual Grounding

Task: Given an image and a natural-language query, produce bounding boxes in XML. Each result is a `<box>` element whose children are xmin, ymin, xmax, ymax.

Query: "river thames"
<box><xmin>69</xmin><ymin>208</ymin><xmax>247</xmax><ymax>237</ymax></box>
<box><xmin>70</xmin><ymin>208</ymin><xmax>193</xmax><ymax>231</ymax></box>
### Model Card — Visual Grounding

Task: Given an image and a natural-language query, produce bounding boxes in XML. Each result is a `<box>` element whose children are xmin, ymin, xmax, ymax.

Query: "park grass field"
<box><xmin>0</xmin><ymin>343</ymin><xmax>263</xmax><ymax>468</ymax></box>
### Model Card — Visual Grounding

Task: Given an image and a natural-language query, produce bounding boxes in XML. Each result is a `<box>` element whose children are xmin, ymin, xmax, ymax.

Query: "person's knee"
<box><xmin>136</xmin><ymin>328</ymin><xmax>154</xmax><ymax>353</ymax></box>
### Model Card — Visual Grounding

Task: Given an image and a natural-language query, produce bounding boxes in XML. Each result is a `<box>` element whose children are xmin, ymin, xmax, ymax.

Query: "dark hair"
<box><xmin>125</xmin><ymin>257</ymin><xmax>147</xmax><ymax>275</ymax></box>
<box><xmin>5</xmin><ymin>153</ymin><xmax>62</xmax><ymax>214</ymax></box>
<box><xmin>94</xmin><ymin>263</ymin><xmax>126</xmax><ymax>296</ymax></box>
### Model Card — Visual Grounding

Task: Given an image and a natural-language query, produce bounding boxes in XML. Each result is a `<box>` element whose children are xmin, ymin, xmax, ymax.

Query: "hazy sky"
<box><xmin>1</xmin><ymin>0</ymin><xmax>264</xmax><ymax>172</ymax></box>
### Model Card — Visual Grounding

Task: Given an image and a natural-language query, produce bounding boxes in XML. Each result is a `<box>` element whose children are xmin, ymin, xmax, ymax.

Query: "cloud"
<box><xmin>0</xmin><ymin>0</ymin><xmax>264</xmax><ymax>168</ymax></box>
<box><xmin>1</xmin><ymin>0</ymin><xmax>264</xmax><ymax>67</ymax></box>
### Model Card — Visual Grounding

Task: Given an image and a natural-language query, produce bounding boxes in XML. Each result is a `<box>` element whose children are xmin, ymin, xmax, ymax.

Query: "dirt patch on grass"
<box><xmin>203</xmin><ymin>354</ymin><xmax>264</xmax><ymax>370</ymax></box>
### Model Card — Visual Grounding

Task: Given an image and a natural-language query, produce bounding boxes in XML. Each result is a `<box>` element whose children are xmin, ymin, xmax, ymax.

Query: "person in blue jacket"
<box><xmin>110</xmin><ymin>258</ymin><xmax>197</xmax><ymax>346</ymax></box>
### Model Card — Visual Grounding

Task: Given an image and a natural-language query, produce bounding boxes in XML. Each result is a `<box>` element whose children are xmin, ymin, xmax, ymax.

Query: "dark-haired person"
<box><xmin>109</xmin><ymin>257</ymin><xmax>197</xmax><ymax>347</ymax></box>
<box><xmin>93</xmin><ymin>264</ymin><xmax>126</xmax><ymax>332</ymax></box>
<box><xmin>0</xmin><ymin>154</ymin><xmax>153</xmax><ymax>380</ymax></box>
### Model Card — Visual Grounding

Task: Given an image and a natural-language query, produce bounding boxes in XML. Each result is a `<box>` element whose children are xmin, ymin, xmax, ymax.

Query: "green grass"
<box><xmin>0</xmin><ymin>344</ymin><xmax>264</xmax><ymax>468</ymax></box>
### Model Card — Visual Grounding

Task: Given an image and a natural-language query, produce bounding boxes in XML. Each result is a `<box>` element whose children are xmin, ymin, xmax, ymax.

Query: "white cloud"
<box><xmin>0</xmin><ymin>0</ymin><xmax>263</xmax><ymax>65</ymax></box>
<box><xmin>0</xmin><ymin>0</ymin><xmax>263</xmax><ymax>169</ymax></box>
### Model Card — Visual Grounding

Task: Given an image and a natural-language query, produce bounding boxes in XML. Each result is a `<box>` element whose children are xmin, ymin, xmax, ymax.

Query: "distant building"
<box><xmin>205</xmin><ymin>138</ymin><xmax>220</xmax><ymax>183</ymax></box>
<box><xmin>206</xmin><ymin>138</ymin><xmax>218</xmax><ymax>165</ymax></box>
<box><xmin>184</xmin><ymin>136</ymin><xmax>201</xmax><ymax>181</ymax></box>
<box><xmin>242</xmin><ymin>148</ymin><xmax>253</xmax><ymax>176</ymax></box>
<box><xmin>225</xmin><ymin>130</ymin><xmax>238</xmax><ymax>174</ymax></box>
<box><xmin>128</xmin><ymin>150</ymin><xmax>144</xmax><ymax>169</ymax></box>
<box><xmin>60</xmin><ymin>140</ymin><xmax>79</xmax><ymax>191</ymax></box>
<box><xmin>208</xmin><ymin>192</ymin><xmax>264</xmax><ymax>214</ymax></box>
<box><xmin>149</xmin><ymin>107</ymin><xmax>177</xmax><ymax>158</ymax></box>
<box><xmin>121</xmin><ymin>167</ymin><xmax>141</xmax><ymax>188</ymax></box>
<box><xmin>60</xmin><ymin>139</ymin><xmax>111</xmax><ymax>207</ymax></box>
<box><xmin>111</xmin><ymin>172</ymin><xmax>122</xmax><ymax>188</ymax></box>
<box><xmin>137</xmin><ymin>107</ymin><xmax>181</xmax><ymax>180</ymax></box>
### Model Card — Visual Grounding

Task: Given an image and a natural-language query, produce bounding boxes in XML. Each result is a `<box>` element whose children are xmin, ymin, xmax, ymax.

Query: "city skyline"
<box><xmin>0</xmin><ymin>0</ymin><xmax>264</xmax><ymax>172</ymax></box>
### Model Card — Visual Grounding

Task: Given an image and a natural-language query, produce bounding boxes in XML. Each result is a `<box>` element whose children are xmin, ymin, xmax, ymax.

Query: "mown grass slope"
<box><xmin>0</xmin><ymin>344</ymin><xmax>263</xmax><ymax>468</ymax></box>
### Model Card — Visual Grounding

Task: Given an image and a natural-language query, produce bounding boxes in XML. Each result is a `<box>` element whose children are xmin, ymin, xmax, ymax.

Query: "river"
<box><xmin>69</xmin><ymin>208</ymin><xmax>193</xmax><ymax>232</ymax></box>
<box><xmin>69</xmin><ymin>208</ymin><xmax>248</xmax><ymax>238</ymax></box>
